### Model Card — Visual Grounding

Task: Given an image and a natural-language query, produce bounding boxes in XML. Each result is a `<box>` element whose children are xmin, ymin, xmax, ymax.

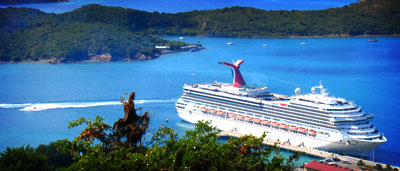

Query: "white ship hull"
<box><xmin>177</xmin><ymin>108</ymin><xmax>385</xmax><ymax>157</ymax></box>
<box><xmin>176</xmin><ymin>59</ymin><xmax>386</xmax><ymax>157</ymax></box>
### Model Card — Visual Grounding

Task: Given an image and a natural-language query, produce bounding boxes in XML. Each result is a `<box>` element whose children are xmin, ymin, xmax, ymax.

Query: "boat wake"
<box><xmin>0</xmin><ymin>99</ymin><xmax>177</xmax><ymax>112</ymax></box>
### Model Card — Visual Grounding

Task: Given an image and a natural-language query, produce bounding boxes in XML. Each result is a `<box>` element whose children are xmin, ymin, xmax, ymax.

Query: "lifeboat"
<box><xmin>254</xmin><ymin>118</ymin><xmax>262</xmax><ymax>123</ymax></box>
<box><xmin>271</xmin><ymin>122</ymin><xmax>280</xmax><ymax>127</ymax></box>
<box><xmin>200</xmin><ymin>107</ymin><xmax>208</xmax><ymax>112</ymax></box>
<box><xmin>245</xmin><ymin>116</ymin><xmax>253</xmax><ymax>121</ymax></box>
<box><xmin>309</xmin><ymin>130</ymin><xmax>317</xmax><ymax>135</ymax></box>
<box><xmin>299</xmin><ymin>127</ymin><xmax>308</xmax><ymax>133</ymax></box>
<box><xmin>209</xmin><ymin>109</ymin><xmax>217</xmax><ymax>114</ymax></box>
<box><xmin>217</xmin><ymin>110</ymin><xmax>225</xmax><ymax>115</ymax></box>
<box><xmin>262</xmin><ymin>120</ymin><xmax>271</xmax><ymax>125</ymax></box>
<box><xmin>228</xmin><ymin>113</ymin><xmax>236</xmax><ymax>117</ymax></box>
<box><xmin>237</xmin><ymin>114</ymin><xmax>245</xmax><ymax>119</ymax></box>
<box><xmin>289</xmin><ymin>125</ymin><xmax>298</xmax><ymax>131</ymax></box>
<box><xmin>280</xmin><ymin>123</ymin><xmax>288</xmax><ymax>129</ymax></box>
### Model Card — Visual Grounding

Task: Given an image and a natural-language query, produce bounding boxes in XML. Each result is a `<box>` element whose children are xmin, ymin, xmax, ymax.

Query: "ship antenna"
<box><xmin>318</xmin><ymin>80</ymin><xmax>328</xmax><ymax>96</ymax></box>
<box><xmin>218</xmin><ymin>59</ymin><xmax>246</xmax><ymax>87</ymax></box>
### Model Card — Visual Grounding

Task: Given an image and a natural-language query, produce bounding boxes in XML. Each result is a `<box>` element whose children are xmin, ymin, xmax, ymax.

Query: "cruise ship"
<box><xmin>176</xmin><ymin>59</ymin><xmax>386</xmax><ymax>156</ymax></box>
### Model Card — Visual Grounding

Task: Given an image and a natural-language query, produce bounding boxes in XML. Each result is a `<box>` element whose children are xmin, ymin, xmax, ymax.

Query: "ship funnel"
<box><xmin>218</xmin><ymin>59</ymin><xmax>246</xmax><ymax>87</ymax></box>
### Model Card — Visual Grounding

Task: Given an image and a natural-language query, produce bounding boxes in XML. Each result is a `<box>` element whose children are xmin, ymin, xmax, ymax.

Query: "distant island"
<box><xmin>0</xmin><ymin>0</ymin><xmax>68</xmax><ymax>5</ymax></box>
<box><xmin>0</xmin><ymin>0</ymin><xmax>399</xmax><ymax>63</ymax></box>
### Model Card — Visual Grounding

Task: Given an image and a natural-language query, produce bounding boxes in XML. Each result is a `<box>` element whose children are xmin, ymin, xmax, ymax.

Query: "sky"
<box><xmin>1</xmin><ymin>0</ymin><xmax>360</xmax><ymax>13</ymax></box>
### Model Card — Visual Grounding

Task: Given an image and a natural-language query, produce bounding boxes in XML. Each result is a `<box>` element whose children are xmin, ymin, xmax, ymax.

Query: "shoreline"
<box><xmin>219</xmin><ymin>130</ymin><xmax>400</xmax><ymax>169</ymax></box>
<box><xmin>193</xmin><ymin>34</ymin><xmax>400</xmax><ymax>39</ymax></box>
<box><xmin>1</xmin><ymin>35</ymin><xmax>397</xmax><ymax>64</ymax></box>
<box><xmin>0</xmin><ymin>46</ymin><xmax>205</xmax><ymax>64</ymax></box>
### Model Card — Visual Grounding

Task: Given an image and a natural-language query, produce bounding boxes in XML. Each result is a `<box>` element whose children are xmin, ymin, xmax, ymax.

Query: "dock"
<box><xmin>218</xmin><ymin>130</ymin><xmax>398</xmax><ymax>170</ymax></box>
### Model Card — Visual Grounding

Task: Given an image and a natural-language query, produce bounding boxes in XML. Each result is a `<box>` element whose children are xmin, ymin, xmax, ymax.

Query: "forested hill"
<box><xmin>184</xmin><ymin>0</ymin><xmax>400</xmax><ymax>37</ymax></box>
<box><xmin>0</xmin><ymin>6</ymin><xmax>189</xmax><ymax>62</ymax></box>
<box><xmin>1</xmin><ymin>0</ymin><xmax>399</xmax><ymax>62</ymax></box>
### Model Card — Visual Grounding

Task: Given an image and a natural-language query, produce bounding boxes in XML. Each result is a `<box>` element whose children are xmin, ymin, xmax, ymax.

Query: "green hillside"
<box><xmin>0</xmin><ymin>0</ymin><xmax>399</xmax><ymax>62</ymax></box>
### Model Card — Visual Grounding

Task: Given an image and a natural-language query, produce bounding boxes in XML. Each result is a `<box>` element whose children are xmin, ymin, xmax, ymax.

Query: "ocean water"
<box><xmin>0</xmin><ymin>0</ymin><xmax>359</xmax><ymax>13</ymax></box>
<box><xmin>1</xmin><ymin>37</ymin><xmax>400</xmax><ymax>165</ymax></box>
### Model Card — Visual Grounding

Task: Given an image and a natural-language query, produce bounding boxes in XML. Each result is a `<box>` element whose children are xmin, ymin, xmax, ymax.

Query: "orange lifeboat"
<box><xmin>289</xmin><ymin>125</ymin><xmax>298</xmax><ymax>131</ymax></box>
<box><xmin>262</xmin><ymin>120</ymin><xmax>271</xmax><ymax>125</ymax></box>
<box><xmin>245</xmin><ymin>116</ymin><xmax>253</xmax><ymax>121</ymax></box>
<box><xmin>280</xmin><ymin>123</ymin><xmax>288</xmax><ymax>129</ymax></box>
<box><xmin>271</xmin><ymin>122</ymin><xmax>280</xmax><ymax>127</ymax></box>
<box><xmin>228</xmin><ymin>113</ymin><xmax>236</xmax><ymax>117</ymax></box>
<box><xmin>309</xmin><ymin>130</ymin><xmax>317</xmax><ymax>135</ymax></box>
<box><xmin>209</xmin><ymin>109</ymin><xmax>217</xmax><ymax>114</ymax></box>
<box><xmin>299</xmin><ymin>127</ymin><xmax>308</xmax><ymax>133</ymax></box>
<box><xmin>217</xmin><ymin>110</ymin><xmax>225</xmax><ymax>115</ymax></box>
<box><xmin>200</xmin><ymin>107</ymin><xmax>208</xmax><ymax>112</ymax></box>
<box><xmin>254</xmin><ymin>118</ymin><xmax>262</xmax><ymax>123</ymax></box>
<box><xmin>237</xmin><ymin>114</ymin><xmax>245</xmax><ymax>119</ymax></box>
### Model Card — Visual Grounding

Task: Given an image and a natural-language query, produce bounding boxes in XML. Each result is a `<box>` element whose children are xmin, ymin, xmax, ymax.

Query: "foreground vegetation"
<box><xmin>0</xmin><ymin>92</ymin><xmax>300</xmax><ymax>170</ymax></box>
<box><xmin>0</xmin><ymin>0</ymin><xmax>398</xmax><ymax>62</ymax></box>
<box><xmin>357</xmin><ymin>160</ymin><xmax>398</xmax><ymax>171</ymax></box>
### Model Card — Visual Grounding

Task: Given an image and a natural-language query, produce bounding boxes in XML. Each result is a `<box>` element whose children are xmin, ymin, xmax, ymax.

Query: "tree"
<box><xmin>0</xmin><ymin>145</ymin><xmax>51</xmax><ymax>171</ymax></box>
<box><xmin>56</xmin><ymin>92</ymin><xmax>301</xmax><ymax>170</ymax></box>
<box><xmin>386</xmin><ymin>164</ymin><xmax>393</xmax><ymax>171</ymax></box>
<box><xmin>35</xmin><ymin>142</ymin><xmax>73</xmax><ymax>169</ymax></box>
<box><xmin>376</xmin><ymin>163</ymin><xmax>383</xmax><ymax>170</ymax></box>
<box><xmin>357</xmin><ymin>160</ymin><xmax>364</xmax><ymax>170</ymax></box>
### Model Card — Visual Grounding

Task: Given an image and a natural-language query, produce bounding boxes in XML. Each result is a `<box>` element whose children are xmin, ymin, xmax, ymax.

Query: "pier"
<box><xmin>218</xmin><ymin>130</ymin><xmax>398</xmax><ymax>170</ymax></box>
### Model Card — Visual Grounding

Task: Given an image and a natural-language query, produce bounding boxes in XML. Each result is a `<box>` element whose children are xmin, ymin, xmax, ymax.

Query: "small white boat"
<box><xmin>301</xmin><ymin>42</ymin><xmax>307</xmax><ymax>45</ymax></box>
<box><xmin>227</xmin><ymin>42</ymin><xmax>233</xmax><ymax>45</ymax></box>
<box><xmin>180</xmin><ymin>37</ymin><xmax>184</xmax><ymax>40</ymax></box>
<box><xmin>263</xmin><ymin>44</ymin><xmax>268</xmax><ymax>47</ymax></box>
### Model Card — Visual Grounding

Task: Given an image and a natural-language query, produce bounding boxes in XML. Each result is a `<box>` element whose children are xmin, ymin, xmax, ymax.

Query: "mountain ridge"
<box><xmin>0</xmin><ymin>0</ymin><xmax>399</xmax><ymax>62</ymax></box>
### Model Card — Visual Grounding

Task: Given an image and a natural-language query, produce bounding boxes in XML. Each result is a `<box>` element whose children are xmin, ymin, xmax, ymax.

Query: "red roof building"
<box><xmin>304</xmin><ymin>160</ymin><xmax>354</xmax><ymax>171</ymax></box>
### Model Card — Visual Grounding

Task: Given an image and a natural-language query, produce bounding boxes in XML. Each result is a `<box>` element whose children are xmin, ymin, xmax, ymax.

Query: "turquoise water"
<box><xmin>1</xmin><ymin>37</ymin><xmax>399</xmax><ymax>165</ymax></box>
<box><xmin>1</xmin><ymin>0</ymin><xmax>358</xmax><ymax>13</ymax></box>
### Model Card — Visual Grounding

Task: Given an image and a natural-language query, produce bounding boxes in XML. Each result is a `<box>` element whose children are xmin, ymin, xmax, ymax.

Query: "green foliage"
<box><xmin>1</xmin><ymin>0</ymin><xmax>399</xmax><ymax>62</ymax></box>
<box><xmin>386</xmin><ymin>164</ymin><xmax>393</xmax><ymax>171</ymax></box>
<box><xmin>0</xmin><ymin>145</ymin><xmax>51</xmax><ymax>171</ymax></box>
<box><xmin>0</xmin><ymin>92</ymin><xmax>301</xmax><ymax>170</ymax></box>
<box><xmin>165</xmin><ymin>40</ymin><xmax>189</xmax><ymax>50</ymax></box>
<box><xmin>358</xmin><ymin>160</ymin><xmax>365</xmax><ymax>168</ymax></box>
<box><xmin>376</xmin><ymin>163</ymin><xmax>383</xmax><ymax>170</ymax></box>
<box><xmin>35</xmin><ymin>142</ymin><xmax>73</xmax><ymax>169</ymax></box>
<box><xmin>0</xmin><ymin>6</ymin><xmax>183</xmax><ymax>62</ymax></box>
<box><xmin>57</xmin><ymin>119</ymin><xmax>300</xmax><ymax>170</ymax></box>
<box><xmin>149</xmin><ymin>121</ymin><xmax>301</xmax><ymax>170</ymax></box>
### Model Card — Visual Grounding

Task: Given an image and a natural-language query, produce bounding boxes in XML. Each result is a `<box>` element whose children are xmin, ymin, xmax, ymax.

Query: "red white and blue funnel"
<box><xmin>218</xmin><ymin>59</ymin><xmax>246</xmax><ymax>87</ymax></box>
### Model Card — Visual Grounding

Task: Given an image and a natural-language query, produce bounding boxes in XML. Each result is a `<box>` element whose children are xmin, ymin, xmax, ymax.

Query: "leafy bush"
<box><xmin>0</xmin><ymin>145</ymin><xmax>51</xmax><ymax>171</ymax></box>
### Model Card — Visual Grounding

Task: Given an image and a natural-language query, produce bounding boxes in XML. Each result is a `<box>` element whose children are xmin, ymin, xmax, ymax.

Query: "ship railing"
<box><xmin>347</xmin><ymin>128</ymin><xmax>377</xmax><ymax>134</ymax></box>
<box><xmin>331</xmin><ymin>113</ymin><xmax>374</xmax><ymax>122</ymax></box>
<box><xmin>348</xmin><ymin>132</ymin><xmax>381</xmax><ymax>139</ymax></box>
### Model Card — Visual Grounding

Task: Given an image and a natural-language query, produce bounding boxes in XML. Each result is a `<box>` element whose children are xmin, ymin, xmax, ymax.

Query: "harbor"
<box><xmin>218</xmin><ymin>130</ymin><xmax>399</xmax><ymax>170</ymax></box>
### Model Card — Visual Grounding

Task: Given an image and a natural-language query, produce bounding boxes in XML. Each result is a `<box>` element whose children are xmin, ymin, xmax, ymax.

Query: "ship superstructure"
<box><xmin>176</xmin><ymin>60</ymin><xmax>386</xmax><ymax>156</ymax></box>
